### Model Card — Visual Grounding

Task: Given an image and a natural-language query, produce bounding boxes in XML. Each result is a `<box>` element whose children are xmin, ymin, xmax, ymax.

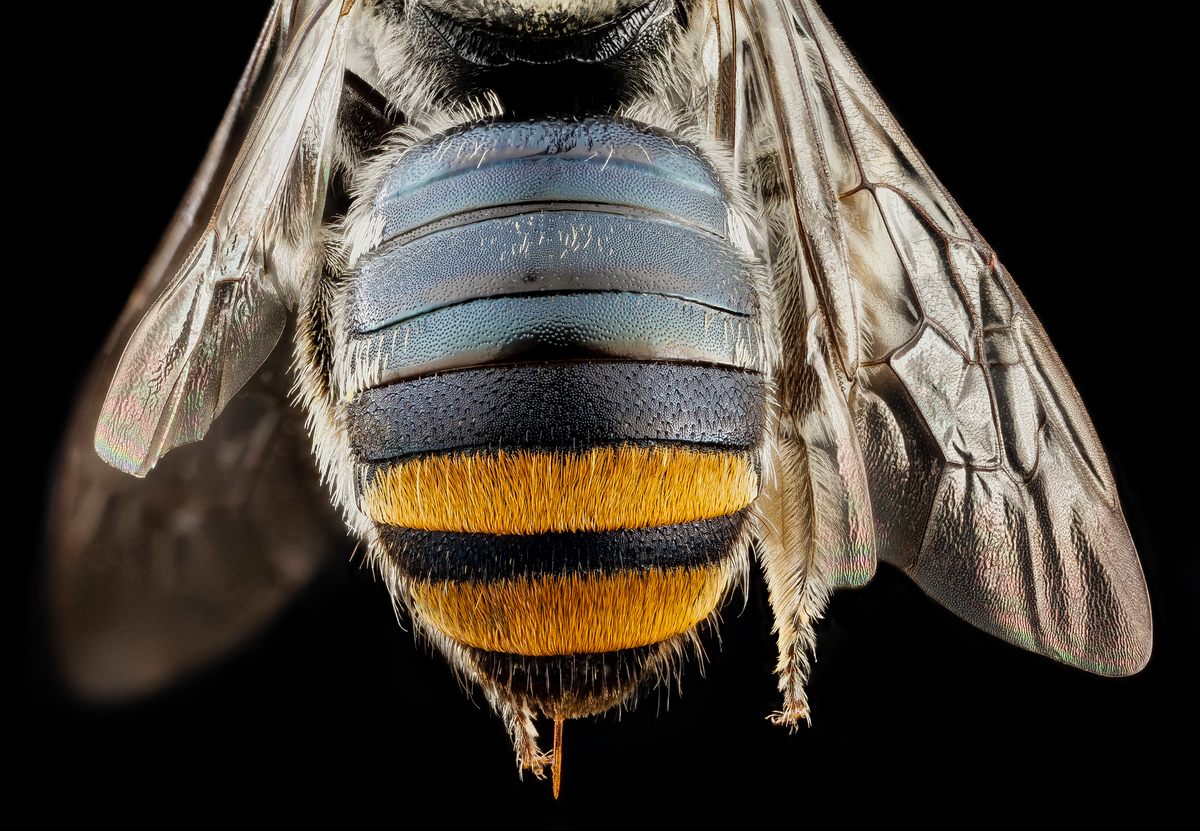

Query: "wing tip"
<box><xmin>1014</xmin><ymin>582</ymin><xmax>1153</xmax><ymax>677</ymax></box>
<box><xmin>908</xmin><ymin>558</ymin><xmax>1154</xmax><ymax>678</ymax></box>
<box><xmin>93</xmin><ymin>427</ymin><xmax>152</xmax><ymax>478</ymax></box>
<box><xmin>1059</xmin><ymin>630</ymin><xmax>1152</xmax><ymax>678</ymax></box>
<box><xmin>55</xmin><ymin>647</ymin><xmax>176</xmax><ymax>705</ymax></box>
<box><xmin>825</xmin><ymin>554</ymin><xmax>877</xmax><ymax>589</ymax></box>
<box><xmin>1085</xmin><ymin>561</ymin><xmax>1155</xmax><ymax>677</ymax></box>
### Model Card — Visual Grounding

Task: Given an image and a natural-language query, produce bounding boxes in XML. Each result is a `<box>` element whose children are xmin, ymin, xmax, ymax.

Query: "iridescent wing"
<box><xmin>49</xmin><ymin>338</ymin><xmax>348</xmax><ymax>700</ymax></box>
<box><xmin>96</xmin><ymin>0</ymin><xmax>356</xmax><ymax>476</ymax></box>
<box><xmin>47</xmin><ymin>1</ymin><xmax>358</xmax><ymax>699</ymax></box>
<box><xmin>743</xmin><ymin>0</ymin><xmax>1152</xmax><ymax>674</ymax></box>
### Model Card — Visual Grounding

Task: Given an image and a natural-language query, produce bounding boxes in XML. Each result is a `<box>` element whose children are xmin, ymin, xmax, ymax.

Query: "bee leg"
<box><xmin>767</xmin><ymin>612</ymin><xmax>817</xmax><ymax>732</ymax></box>
<box><xmin>487</xmin><ymin>690</ymin><xmax>549</xmax><ymax>779</ymax></box>
<box><xmin>763</xmin><ymin>579</ymin><xmax>822</xmax><ymax>732</ymax></box>
<box><xmin>753</xmin><ymin>437</ymin><xmax>833</xmax><ymax>732</ymax></box>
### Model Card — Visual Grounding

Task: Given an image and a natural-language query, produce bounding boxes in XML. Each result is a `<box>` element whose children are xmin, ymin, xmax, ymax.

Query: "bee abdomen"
<box><xmin>343</xmin><ymin>118</ymin><xmax>763</xmax><ymax>716</ymax></box>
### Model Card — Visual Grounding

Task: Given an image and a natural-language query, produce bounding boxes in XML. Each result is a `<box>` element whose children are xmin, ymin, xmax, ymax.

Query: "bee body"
<box><xmin>54</xmin><ymin>0</ymin><xmax>1152</xmax><ymax>782</ymax></box>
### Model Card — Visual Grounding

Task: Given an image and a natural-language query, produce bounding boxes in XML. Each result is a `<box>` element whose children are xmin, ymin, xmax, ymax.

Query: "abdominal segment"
<box><xmin>354</xmin><ymin>378</ymin><xmax>761</xmax><ymax>716</ymax></box>
<box><xmin>343</xmin><ymin>118</ymin><xmax>764</xmax><ymax>717</ymax></box>
<box><xmin>364</xmin><ymin>446</ymin><xmax>751</xmax><ymax>656</ymax></box>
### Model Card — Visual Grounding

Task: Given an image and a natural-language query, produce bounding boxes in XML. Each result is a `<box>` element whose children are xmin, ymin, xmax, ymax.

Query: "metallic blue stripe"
<box><xmin>349</xmin><ymin>292</ymin><xmax>760</xmax><ymax>386</ymax></box>
<box><xmin>351</xmin><ymin>210</ymin><xmax>754</xmax><ymax>333</ymax></box>
<box><xmin>377</xmin><ymin>118</ymin><xmax>727</xmax><ymax>237</ymax></box>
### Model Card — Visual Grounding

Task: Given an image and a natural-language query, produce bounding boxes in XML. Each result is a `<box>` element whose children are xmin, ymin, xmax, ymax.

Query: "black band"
<box><xmin>379</xmin><ymin>509</ymin><xmax>746</xmax><ymax>582</ymax></box>
<box><xmin>469</xmin><ymin>643</ymin><xmax>660</xmax><ymax>718</ymax></box>
<box><xmin>348</xmin><ymin>361</ymin><xmax>764</xmax><ymax>462</ymax></box>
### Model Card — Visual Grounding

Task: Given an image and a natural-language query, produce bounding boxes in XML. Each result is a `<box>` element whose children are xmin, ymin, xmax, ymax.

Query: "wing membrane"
<box><xmin>96</xmin><ymin>0</ymin><xmax>356</xmax><ymax>476</ymax></box>
<box><xmin>46</xmin><ymin>2</ymin><xmax>358</xmax><ymax>699</ymax></box>
<box><xmin>746</xmin><ymin>0</ymin><xmax>1151</xmax><ymax>673</ymax></box>
<box><xmin>116</xmin><ymin>0</ymin><xmax>288</xmax><ymax>344</ymax></box>
<box><xmin>50</xmin><ymin>338</ymin><xmax>348</xmax><ymax>700</ymax></box>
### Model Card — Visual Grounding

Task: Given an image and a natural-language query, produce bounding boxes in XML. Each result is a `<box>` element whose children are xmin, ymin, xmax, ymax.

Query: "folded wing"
<box><xmin>47</xmin><ymin>1</ymin><xmax>357</xmax><ymax>699</ymax></box>
<box><xmin>96</xmin><ymin>0</ymin><xmax>355</xmax><ymax>476</ymax></box>
<box><xmin>746</xmin><ymin>0</ymin><xmax>1151</xmax><ymax>674</ymax></box>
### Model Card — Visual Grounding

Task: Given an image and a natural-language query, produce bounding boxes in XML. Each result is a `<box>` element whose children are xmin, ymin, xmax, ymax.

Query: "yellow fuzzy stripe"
<box><xmin>409</xmin><ymin>565</ymin><xmax>730</xmax><ymax>655</ymax></box>
<box><xmin>363</xmin><ymin>446</ymin><xmax>757</xmax><ymax>534</ymax></box>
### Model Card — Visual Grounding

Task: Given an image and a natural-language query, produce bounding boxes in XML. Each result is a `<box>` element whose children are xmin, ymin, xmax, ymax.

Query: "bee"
<box><xmin>48</xmin><ymin>0</ymin><xmax>1152</xmax><ymax>795</ymax></box>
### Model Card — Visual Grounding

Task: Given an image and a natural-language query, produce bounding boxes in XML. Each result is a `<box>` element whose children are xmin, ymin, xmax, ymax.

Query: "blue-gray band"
<box><xmin>351</xmin><ymin>209</ymin><xmax>755</xmax><ymax>334</ymax></box>
<box><xmin>377</xmin><ymin>118</ymin><xmax>728</xmax><ymax>238</ymax></box>
<box><xmin>349</xmin><ymin>291</ymin><xmax>761</xmax><ymax>386</ymax></box>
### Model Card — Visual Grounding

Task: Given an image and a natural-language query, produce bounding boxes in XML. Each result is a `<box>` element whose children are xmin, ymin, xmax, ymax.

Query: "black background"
<box><xmin>19</xmin><ymin>0</ymin><xmax>1194</xmax><ymax>815</ymax></box>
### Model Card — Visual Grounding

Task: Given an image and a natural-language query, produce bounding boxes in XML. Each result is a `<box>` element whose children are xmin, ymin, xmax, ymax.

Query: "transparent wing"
<box><xmin>743</xmin><ymin>0</ymin><xmax>1152</xmax><ymax>674</ymax></box>
<box><xmin>114</xmin><ymin>0</ymin><xmax>286</xmax><ymax>348</ymax></box>
<box><xmin>49</xmin><ymin>337</ymin><xmax>349</xmax><ymax>701</ymax></box>
<box><xmin>96</xmin><ymin>0</ymin><xmax>356</xmax><ymax>476</ymax></box>
<box><xmin>46</xmin><ymin>2</ymin><xmax>358</xmax><ymax>699</ymax></box>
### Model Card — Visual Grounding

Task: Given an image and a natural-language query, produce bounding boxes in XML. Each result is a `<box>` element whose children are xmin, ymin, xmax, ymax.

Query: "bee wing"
<box><xmin>96</xmin><ymin>0</ymin><xmax>356</xmax><ymax>477</ymax></box>
<box><xmin>742</xmin><ymin>0</ymin><xmax>1151</xmax><ymax>674</ymax></box>
<box><xmin>49</xmin><ymin>336</ymin><xmax>349</xmax><ymax>701</ymax></box>
<box><xmin>47</xmin><ymin>2</ymin><xmax>357</xmax><ymax>700</ymax></box>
